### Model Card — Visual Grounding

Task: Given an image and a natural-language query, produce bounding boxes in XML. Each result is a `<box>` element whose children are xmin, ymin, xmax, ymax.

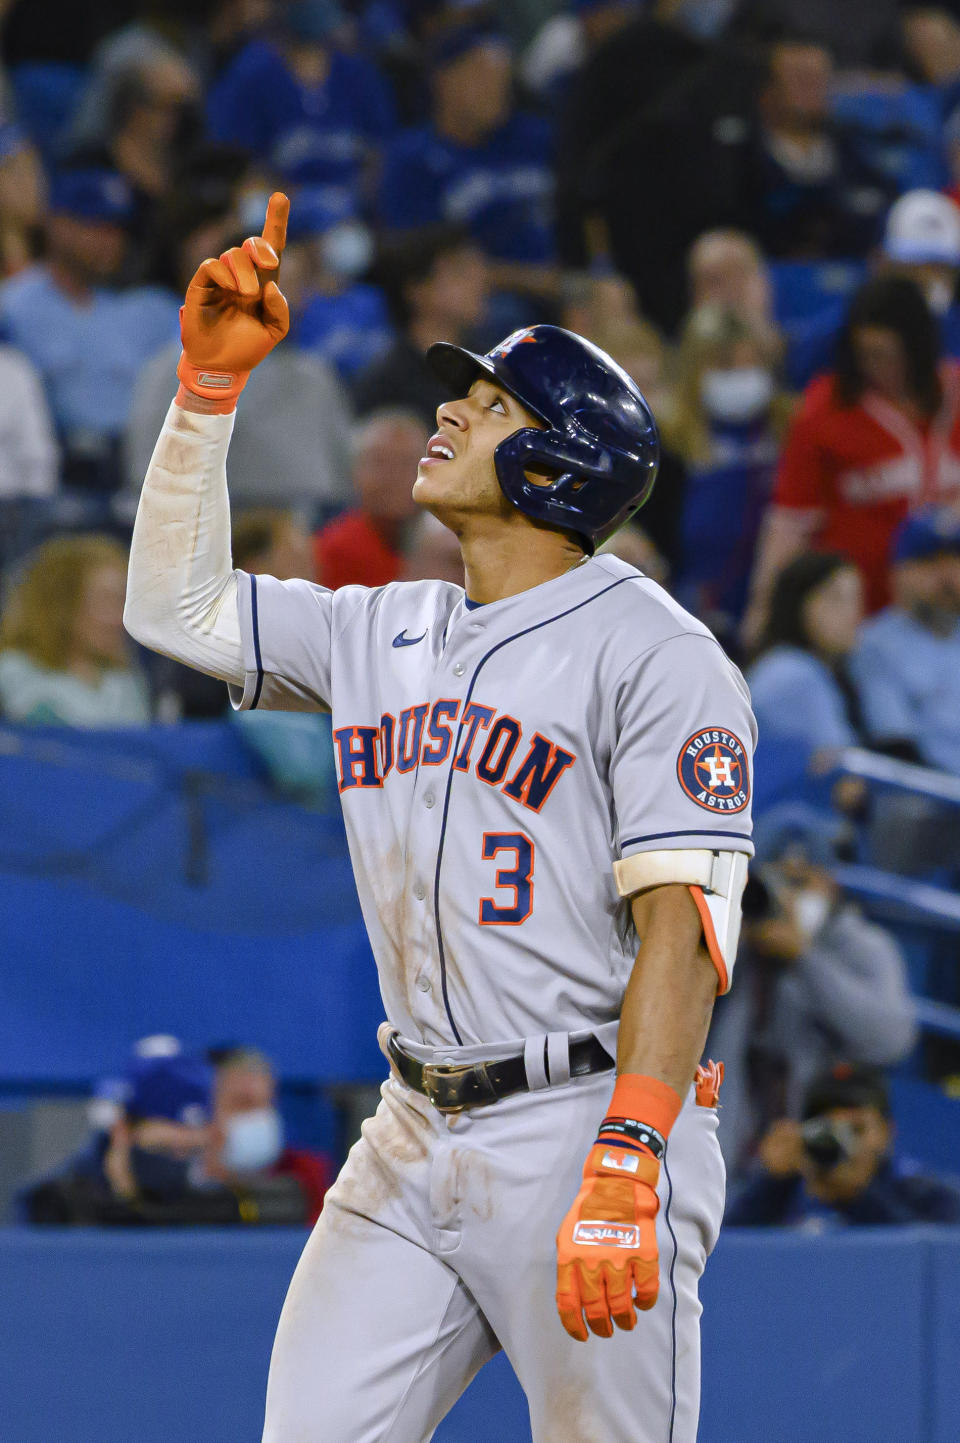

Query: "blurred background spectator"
<box><xmin>379</xmin><ymin>19</ymin><xmax>557</xmax><ymax>319</ymax></box>
<box><xmin>710</xmin><ymin>818</ymin><xmax>916</xmax><ymax>1178</ymax></box>
<box><xmin>0</xmin><ymin>533</ymin><xmax>150</xmax><ymax>726</ymax></box>
<box><xmin>748</xmin><ymin>552</ymin><xmax>865</xmax><ymax>772</ymax></box>
<box><xmin>726</xmin><ymin>1063</ymin><xmax>960</xmax><ymax>1227</ymax></box>
<box><xmin>285</xmin><ymin>186</ymin><xmax>391</xmax><ymax>380</ymax></box>
<box><xmin>125</xmin><ymin>319</ymin><xmax>352</xmax><ymax>518</ymax></box>
<box><xmin>686</xmin><ymin>228</ymin><xmax>780</xmax><ymax>342</ymax></box>
<box><xmin>20</xmin><ymin>1049</ymin><xmax>235</xmax><ymax>1225</ymax></box>
<box><xmin>399</xmin><ymin>509</ymin><xmax>465</xmax><ymax>586</ymax></box>
<box><xmin>206</xmin><ymin>1044</ymin><xmax>333</xmax><ymax>1225</ymax></box>
<box><xmin>207</xmin><ymin>1</ymin><xmax>394</xmax><ymax>203</ymax></box>
<box><xmin>584</xmin><ymin>312</ymin><xmax>689</xmax><ymax>571</ymax></box>
<box><xmin>668</xmin><ymin>302</ymin><xmax>793</xmax><ymax>642</ymax></box>
<box><xmin>353</xmin><ymin>223</ymin><xmax>487</xmax><ymax>426</ymax></box>
<box><xmin>745</xmin><ymin>275</ymin><xmax>960</xmax><ymax>640</ymax></box>
<box><xmin>229</xmin><ymin>505</ymin><xmax>336</xmax><ymax>805</ymax></box>
<box><xmin>0</xmin><ymin>342</ymin><xmax>58</xmax><ymax>502</ymax></box>
<box><xmin>313</xmin><ymin>406</ymin><xmax>427</xmax><ymax>588</ymax></box>
<box><xmin>0</xmin><ymin>169</ymin><xmax>179</xmax><ymax>495</ymax></box>
<box><xmin>852</xmin><ymin>507</ymin><xmax>960</xmax><ymax>773</ymax></box>
<box><xmin>787</xmin><ymin>190</ymin><xmax>960</xmax><ymax>391</ymax></box>
<box><xmin>0</xmin><ymin>111</ymin><xmax>46</xmax><ymax>276</ymax></box>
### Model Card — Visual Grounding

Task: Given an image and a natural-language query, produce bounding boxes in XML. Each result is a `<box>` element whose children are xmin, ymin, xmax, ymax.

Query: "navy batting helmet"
<box><xmin>426</xmin><ymin>324</ymin><xmax>660</xmax><ymax>553</ymax></box>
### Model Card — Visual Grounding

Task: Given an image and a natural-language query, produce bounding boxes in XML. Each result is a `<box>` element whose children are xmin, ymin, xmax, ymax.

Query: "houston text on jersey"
<box><xmin>333</xmin><ymin>698</ymin><xmax>577</xmax><ymax>813</ymax></box>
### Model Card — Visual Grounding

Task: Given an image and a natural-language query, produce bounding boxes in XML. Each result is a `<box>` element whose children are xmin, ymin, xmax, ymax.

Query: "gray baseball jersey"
<box><xmin>238</xmin><ymin>551</ymin><xmax>756</xmax><ymax>1443</ymax></box>
<box><xmin>126</xmin><ymin>402</ymin><xmax>755</xmax><ymax>1441</ymax></box>
<box><xmin>232</xmin><ymin>551</ymin><xmax>755</xmax><ymax>1050</ymax></box>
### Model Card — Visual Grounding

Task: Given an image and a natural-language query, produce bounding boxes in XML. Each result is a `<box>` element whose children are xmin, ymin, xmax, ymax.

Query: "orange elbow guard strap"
<box><xmin>593</xmin><ymin>1073</ymin><xmax>684</xmax><ymax>1163</ymax></box>
<box><xmin>176</xmin><ymin>352</ymin><xmax>249</xmax><ymax>413</ymax></box>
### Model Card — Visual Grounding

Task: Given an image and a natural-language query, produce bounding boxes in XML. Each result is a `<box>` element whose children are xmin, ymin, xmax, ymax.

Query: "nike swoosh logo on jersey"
<box><xmin>392</xmin><ymin>629</ymin><xmax>427</xmax><ymax>648</ymax></box>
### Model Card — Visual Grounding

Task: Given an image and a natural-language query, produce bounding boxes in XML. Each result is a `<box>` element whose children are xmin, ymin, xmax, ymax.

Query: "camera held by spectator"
<box><xmin>726</xmin><ymin>1063</ymin><xmax>960</xmax><ymax>1227</ymax></box>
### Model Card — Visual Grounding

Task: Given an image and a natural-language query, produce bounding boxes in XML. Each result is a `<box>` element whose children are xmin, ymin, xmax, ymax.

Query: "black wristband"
<box><xmin>596</xmin><ymin>1114</ymin><xmax>666</xmax><ymax>1161</ymax></box>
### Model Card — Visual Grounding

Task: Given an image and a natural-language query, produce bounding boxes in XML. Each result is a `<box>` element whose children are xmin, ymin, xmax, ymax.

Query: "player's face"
<box><xmin>412</xmin><ymin>378</ymin><xmax>543</xmax><ymax>525</ymax></box>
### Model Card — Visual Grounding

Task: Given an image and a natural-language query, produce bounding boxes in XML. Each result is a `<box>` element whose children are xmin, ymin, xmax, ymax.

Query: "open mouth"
<box><xmin>419</xmin><ymin>433</ymin><xmax>456</xmax><ymax>466</ymax></box>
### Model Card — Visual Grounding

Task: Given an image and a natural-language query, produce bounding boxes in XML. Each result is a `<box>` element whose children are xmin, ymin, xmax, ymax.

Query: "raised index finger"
<box><xmin>262</xmin><ymin>192</ymin><xmax>289</xmax><ymax>258</ymax></box>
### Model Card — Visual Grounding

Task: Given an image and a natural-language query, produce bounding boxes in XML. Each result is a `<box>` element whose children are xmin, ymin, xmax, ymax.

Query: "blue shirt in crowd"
<box><xmin>748</xmin><ymin>645</ymin><xmax>858</xmax><ymax>755</ymax></box>
<box><xmin>850</xmin><ymin>607</ymin><xmax>960</xmax><ymax>774</ymax></box>
<box><xmin>0</xmin><ymin>267</ymin><xmax>179</xmax><ymax>440</ymax></box>
<box><xmin>379</xmin><ymin>112</ymin><xmax>555</xmax><ymax>263</ymax></box>
<box><xmin>207</xmin><ymin>41</ymin><xmax>394</xmax><ymax>193</ymax></box>
<box><xmin>294</xmin><ymin>283</ymin><xmax>394</xmax><ymax>380</ymax></box>
<box><xmin>675</xmin><ymin>419</ymin><xmax>779</xmax><ymax>625</ymax></box>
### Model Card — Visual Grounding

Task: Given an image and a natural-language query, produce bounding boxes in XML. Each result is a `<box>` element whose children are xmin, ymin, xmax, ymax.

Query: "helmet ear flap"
<box><xmin>498</xmin><ymin>427</ymin><xmax>611</xmax><ymax>482</ymax></box>
<box><xmin>493</xmin><ymin>427</ymin><xmax>612</xmax><ymax>549</ymax></box>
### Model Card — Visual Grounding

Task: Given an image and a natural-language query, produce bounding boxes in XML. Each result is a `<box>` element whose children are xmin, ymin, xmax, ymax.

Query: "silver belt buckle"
<box><xmin>421</xmin><ymin>1060</ymin><xmax>472</xmax><ymax>1114</ymax></box>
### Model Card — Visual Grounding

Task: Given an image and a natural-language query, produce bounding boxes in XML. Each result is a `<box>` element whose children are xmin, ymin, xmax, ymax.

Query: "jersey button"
<box><xmin>423</xmin><ymin>791</ymin><xmax>436</xmax><ymax>809</ymax></box>
<box><xmin>415</xmin><ymin>974</ymin><xmax>431</xmax><ymax>992</ymax></box>
<box><xmin>413</xmin><ymin>881</ymin><xmax>426</xmax><ymax>901</ymax></box>
<box><xmin>452</xmin><ymin>662</ymin><xmax>465</xmax><ymax>677</ymax></box>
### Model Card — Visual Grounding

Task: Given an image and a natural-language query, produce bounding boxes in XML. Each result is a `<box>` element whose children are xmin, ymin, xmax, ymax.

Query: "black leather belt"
<box><xmin>387</xmin><ymin>1032</ymin><xmax>615</xmax><ymax>1114</ymax></box>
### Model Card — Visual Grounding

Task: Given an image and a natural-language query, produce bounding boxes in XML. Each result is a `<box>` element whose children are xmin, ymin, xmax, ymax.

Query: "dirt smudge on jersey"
<box><xmin>324</xmin><ymin>1084</ymin><xmax>433</xmax><ymax>1243</ymax></box>
<box><xmin>540</xmin><ymin>1379</ymin><xmax>604</xmax><ymax>1443</ymax></box>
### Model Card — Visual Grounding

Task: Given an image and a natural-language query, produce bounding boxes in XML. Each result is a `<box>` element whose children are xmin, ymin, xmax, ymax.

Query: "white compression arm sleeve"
<box><xmin>124</xmin><ymin>400</ymin><xmax>244</xmax><ymax>685</ymax></box>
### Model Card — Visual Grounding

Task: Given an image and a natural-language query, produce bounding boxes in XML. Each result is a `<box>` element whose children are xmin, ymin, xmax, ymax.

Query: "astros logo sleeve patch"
<box><xmin>677</xmin><ymin>728</ymin><xmax>750</xmax><ymax>814</ymax></box>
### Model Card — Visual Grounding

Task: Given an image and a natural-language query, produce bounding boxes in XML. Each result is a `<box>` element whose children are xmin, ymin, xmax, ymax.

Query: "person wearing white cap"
<box><xmin>786</xmin><ymin>189</ymin><xmax>960</xmax><ymax>390</ymax></box>
<box><xmin>882</xmin><ymin>189</ymin><xmax>960</xmax><ymax>321</ymax></box>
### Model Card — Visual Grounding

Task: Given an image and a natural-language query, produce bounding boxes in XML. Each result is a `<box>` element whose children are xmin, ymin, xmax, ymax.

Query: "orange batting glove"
<box><xmin>556</xmin><ymin>1074</ymin><xmax>682</xmax><ymax>1342</ymax></box>
<box><xmin>176</xmin><ymin>191</ymin><xmax>290</xmax><ymax>412</ymax></box>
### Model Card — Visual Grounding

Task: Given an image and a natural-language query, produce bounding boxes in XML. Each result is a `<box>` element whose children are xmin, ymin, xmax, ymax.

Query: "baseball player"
<box><xmin>125</xmin><ymin>194</ymin><xmax>755</xmax><ymax>1442</ymax></box>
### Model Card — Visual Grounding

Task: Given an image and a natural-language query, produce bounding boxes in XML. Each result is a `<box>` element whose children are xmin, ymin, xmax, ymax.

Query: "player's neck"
<box><xmin>459</xmin><ymin>521</ymin><xmax>587</xmax><ymax>605</ymax></box>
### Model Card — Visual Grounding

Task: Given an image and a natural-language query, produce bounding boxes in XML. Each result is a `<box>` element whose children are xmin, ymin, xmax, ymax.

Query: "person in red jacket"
<box><xmin>745</xmin><ymin>275</ymin><xmax>960</xmax><ymax>640</ymax></box>
<box><xmin>312</xmin><ymin>407</ymin><xmax>429</xmax><ymax>589</ymax></box>
<box><xmin>207</xmin><ymin>1045</ymin><xmax>334</xmax><ymax>1226</ymax></box>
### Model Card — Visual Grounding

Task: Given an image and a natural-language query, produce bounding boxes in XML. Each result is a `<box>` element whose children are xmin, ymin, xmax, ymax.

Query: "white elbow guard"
<box><xmin>613</xmin><ymin>848</ymin><xmax>750</xmax><ymax>993</ymax></box>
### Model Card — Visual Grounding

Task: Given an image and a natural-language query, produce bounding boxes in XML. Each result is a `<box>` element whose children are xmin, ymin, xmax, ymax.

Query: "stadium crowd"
<box><xmin>3</xmin><ymin>0</ymin><xmax>960</xmax><ymax>1216</ymax></box>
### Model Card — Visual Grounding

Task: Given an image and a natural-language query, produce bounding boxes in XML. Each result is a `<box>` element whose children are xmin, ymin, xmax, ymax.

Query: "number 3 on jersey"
<box><xmin>479</xmin><ymin>832</ymin><xmax>534</xmax><ymax>925</ymax></box>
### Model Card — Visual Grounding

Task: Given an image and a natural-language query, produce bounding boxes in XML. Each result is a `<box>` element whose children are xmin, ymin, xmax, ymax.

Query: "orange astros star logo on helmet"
<box><xmin>491</xmin><ymin>331</ymin><xmax>539</xmax><ymax>359</ymax></box>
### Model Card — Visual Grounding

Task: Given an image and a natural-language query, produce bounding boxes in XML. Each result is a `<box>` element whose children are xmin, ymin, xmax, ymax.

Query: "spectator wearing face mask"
<box><xmin>0</xmin><ymin>533</ymin><xmax>151</xmax><ymax>727</ymax></box>
<box><xmin>786</xmin><ymin>190</ymin><xmax>960</xmax><ymax>391</ymax></box>
<box><xmin>206</xmin><ymin>1047</ymin><xmax>333</xmax><ymax>1226</ymax></box>
<box><xmin>708</xmin><ymin>822</ymin><xmax>917</xmax><ymax>1179</ymax></box>
<box><xmin>668</xmin><ymin>304</ymin><xmax>793</xmax><ymax>638</ymax></box>
<box><xmin>285</xmin><ymin>188</ymin><xmax>393</xmax><ymax>381</ymax></box>
<box><xmin>312</xmin><ymin>408</ymin><xmax>429</xmax><ymax>588</ymax></box>
<box><xmin>851</xmin><ymin>508</ymin><xmax>960</xmax><ymax>774</ymax></box>
<box><xmin>726</xmin><ymin>1063</ymin><xmax>959</xmax><ymax>1227</ymax></box>
<box><xmin>745</xmin><ymin>275</ymin><xmax>960</xmax><ymax>643</ymax></box>
<box><xmin>20</xmin><ymin>1051</ymin><xmax>240</xmax><ymax>1225</ymax></box>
